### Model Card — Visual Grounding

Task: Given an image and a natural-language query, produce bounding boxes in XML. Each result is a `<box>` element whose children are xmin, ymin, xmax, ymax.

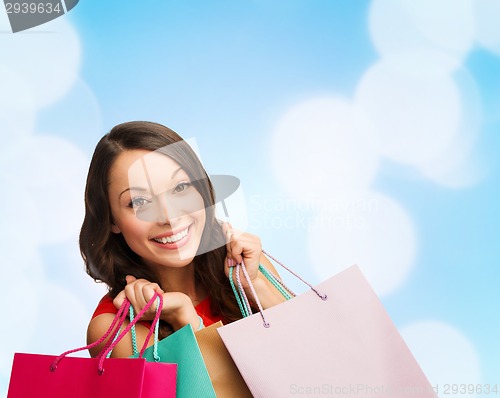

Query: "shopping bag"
<box><xmin>195</xmin><ymin>321</ymin><xmax>253</xmax><ymax>398</ymax></box>
<box><xmin>131</xmin><ymin>323</ymin><xmax>216</xmax><ymax>397</ymax></box>
<box><xmin>8</xmin><ymin>353</ymin><xmax>176</xmax><ymax>398</ymax></box>
<box><xmin>218</xmin><ymin>254</ymin><xmax>437</xmax><ymax>398</ymax></box>
<box><xmin>8</xmin><ymin>294</ymin><xmax>177</xmax><ymax>398</ymax></box>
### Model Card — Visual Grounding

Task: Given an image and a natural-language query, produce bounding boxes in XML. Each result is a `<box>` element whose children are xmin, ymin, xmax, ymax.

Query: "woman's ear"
<box><xmin>110</xmin><ymin>222</ymin><xmax>121</xmax><ymax>234</ymax></box>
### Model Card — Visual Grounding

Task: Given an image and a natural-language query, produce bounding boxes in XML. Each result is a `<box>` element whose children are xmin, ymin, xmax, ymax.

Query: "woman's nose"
<box><xmin>153</xmin><ymin>195</ymin><xmax>175</xmax><ymax>225</ymax></box>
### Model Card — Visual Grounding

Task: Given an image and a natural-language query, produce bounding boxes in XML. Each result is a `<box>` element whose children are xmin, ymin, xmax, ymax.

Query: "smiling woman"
<box><xmin>108</xmin><ymin>149</ymin><xmax>207</xmax><ymax>269</ymax></box>
<box><xmin>81</xmin><ymin>121</ymin><xmax>286</xmax><ymax>358</ymax></box>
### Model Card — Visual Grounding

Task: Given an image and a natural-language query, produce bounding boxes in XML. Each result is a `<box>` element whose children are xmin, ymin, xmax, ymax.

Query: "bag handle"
<box><xmin>258</xmin><ymin>264</ymin><xmax>294</xmax><ymax>300</ymax></box>
<box><xmin>128</xmin><ymin>301</ymin><xmax>161</xmax><ymax>361</ymax></box>
<box><xmin>97</xmin><ymin>294</ymin><xmax>163</xmax><ymax>373</ymax></box>
<box><xmin>234</xmin><ymin>262</ymin><xmax>270</xmax><ymax>328</ymax></box>
<box><xmin>231</xmin><ymin>250</ymin><xmax>328</xmax><ymax>328</ymax></box>
<box><xmin>105</xmin><ymin>296</ymin><xmax>162</xmax><ymax>360</ymax></box>
<box><xmin>229</xmin><ymin>265</ymin><xmax>252</xmax><ymax>317</ymax></box>
<box><xmin>50</xmin><ymin>292</ymin><xmax>163</xmax><ymax>375</ymax></box>
<box><xmin>49</xmin><ymin>298</ymin><xmax>130</xmax><ymax>372</ymax></box>
<box><xmin>262</xmin><ymin>249</ymin><xmax>327</xmax><ymax>301</ymax></box>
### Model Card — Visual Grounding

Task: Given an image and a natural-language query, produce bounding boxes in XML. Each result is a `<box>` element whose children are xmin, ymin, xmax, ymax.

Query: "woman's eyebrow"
<box><xmin>118</xmin><ymin>167</ymin><xmax>184</xmax><ymax>198</ymax></box>
<box><xmin>171</xmin><ymin>166</ymin><xmax>183</xmax><ymax>179</ymax></box>
<box><xmin>119</xmin><ymin>187</ymin><xmax>147</xmax><ymax>198</ymax></box>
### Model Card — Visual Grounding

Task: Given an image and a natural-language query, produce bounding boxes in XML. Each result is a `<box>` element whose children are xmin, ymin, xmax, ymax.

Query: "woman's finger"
<box><xmin>228</xmin><ymin>238</ymin><xmax>244</xmax><ymax>264</ymax></box>
<box><xmin>112</xmin><ymin>289</ymin><xmax>126</xmax><ymax>309</ymax></box>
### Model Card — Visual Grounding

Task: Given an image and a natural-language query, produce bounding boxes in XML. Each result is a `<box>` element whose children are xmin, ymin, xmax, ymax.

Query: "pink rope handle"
<box><xmin>98</xmin><ymin>301</ymin><xmax>131</xmax><ymax>357</ymax></box>
<box><xmin>233</xmin><ymin>250</ymin><xmax>329</xmax><ymax>329</ymax></box>
<box><xmin>98</xmin><ymin>293</ymin><xmax>163</xmax><ymax>374</ymax></box>
<box><xmin>262</xmin><ymin>249</ymin><xmax>327</xmax><ymax>301</ymax></box>
<box><xmin>50</xmin><ymin>299</ymin><xmax>130</xmax><ymax>372</ymax></box>
<box><xmin>139</xmin><ymin>295</ymin><xmax>162</xmax><ymax>358</ymax></box>
<box><xmin>50</xmin><ymin>293</ymin><xmax>163</xmax><ymax>375</ymax></box>
<box><xmin>236</xmin><ymin>262</ymin><xmax>270</xmax><ymax>328</ymax></box>
<box><xmin>235</xmin><ymin>262</ymin><xmax>253</xmax><ymax>316</ymax></box>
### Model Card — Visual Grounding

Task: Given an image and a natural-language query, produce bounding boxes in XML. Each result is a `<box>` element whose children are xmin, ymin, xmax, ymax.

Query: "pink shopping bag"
<box><xmin>8</xmin><ymin>294</ymin><xmax>177</xmax><ymax>398</ymax></box>
<box><xmin>218</xmin><ymin>257</ymin><xmax>436</xmax><ymax>398</ymax></box>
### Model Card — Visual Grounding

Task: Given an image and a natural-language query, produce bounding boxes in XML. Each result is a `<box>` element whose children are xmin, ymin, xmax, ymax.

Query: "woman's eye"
<box><xmin>174</xmin><ymin>182</ymin><xmax>191</xmax><ymax>193</ymax></box>
<box><xmin>128</xmin><ymin>197</ymin><xmax>151</xmax><ymax>209</ymax></box>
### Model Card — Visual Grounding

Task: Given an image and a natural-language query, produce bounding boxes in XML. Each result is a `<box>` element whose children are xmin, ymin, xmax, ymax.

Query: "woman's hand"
<box><xmin>222</xmin><ymin>222</ymin><xmax>262</xmax><ymax>288</ymax></box>
<box><xmin>113</xmin><ymin>276</ymin><xmax>200</xmax><ymax>331</ymax></box>
<box><xmin>222</xmin><ymin>223</ymin><xmax>288</xmax><ymax>310</ymax></box>
<box><xmin>88</xmin><ymin>276</ymin><xmax>201</xmax><ymax>358</ymax></box>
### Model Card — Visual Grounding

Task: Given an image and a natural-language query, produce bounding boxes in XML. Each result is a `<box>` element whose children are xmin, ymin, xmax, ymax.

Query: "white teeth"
<box><xmin>153</xmin><ymin>227</ymin><xmax>189</xmax><ymax>244</ymax></box>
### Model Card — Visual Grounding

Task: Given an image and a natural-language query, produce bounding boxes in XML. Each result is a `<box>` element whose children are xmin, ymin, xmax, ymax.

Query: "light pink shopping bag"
<box><xmin>218</xmin><ymin>261</ymin><xmax>436</xmax><ymax>398</ymax></box>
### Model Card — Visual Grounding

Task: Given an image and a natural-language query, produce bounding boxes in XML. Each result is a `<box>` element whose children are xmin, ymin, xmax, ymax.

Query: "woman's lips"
<box><xmin>150</xmin><ymin>224</ymin><xmax>192</xmax><ymax>250</ymax></box>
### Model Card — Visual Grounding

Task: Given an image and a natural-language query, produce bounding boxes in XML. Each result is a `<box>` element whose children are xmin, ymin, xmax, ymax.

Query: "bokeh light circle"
<box><xmin>2</xmin><ymin>135</ymin><xmax>88</xmax><ymax>244</ymax></box>
<box><xmin>401</xmin><ymin>321</ymin><xmax>481</xmax><ymax>396</ymax></box>
<box><xmin>0</xmin><ymin>17</ymin><xmax>81</xmax><ymax>108</ymax></box>
<box><xmin>308</xmin><ymin>191</ymin><xmax>416</xmax><ymax>296</ymax></box>
<box><xmin>271</xmin><ymin>97</ymin><xmax>380</xmax><ymax>202</ymax></box>
<box><xmin>369</xmin><ymin>0</ymin><xmax>474</xmax><ymax>62</ymax></box>
<box><xmin>473</xmin><ymin>0</ymin><xmax>500</xmax><ymax>55</ymax></box>
<box><xmin>355</xmin><ymin>58</ymin><xmax>461</xmax><ymax>167</ymax></box>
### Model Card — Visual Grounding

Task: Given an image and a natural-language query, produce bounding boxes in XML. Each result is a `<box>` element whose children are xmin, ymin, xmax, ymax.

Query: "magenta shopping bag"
<box><xmin>8</xmin><ymin>294</ymin><xmax>176</xmax><ymax>398</ymax></box>
<box><xmin>8</xmin><ymin>353</ymin><xmax>176</xmax><ymax>398</ymax></box>
<box><xmin>218</xmin><ymin>254</ymin><xmax>436</xmax><ymax>398</ymax></box>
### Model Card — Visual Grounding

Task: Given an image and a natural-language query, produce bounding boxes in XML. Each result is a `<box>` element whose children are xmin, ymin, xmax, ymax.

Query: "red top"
<box><xmin>92</xmin><ymin>294</ymin><xmax>223</xmax><ymax>327</ymax></box>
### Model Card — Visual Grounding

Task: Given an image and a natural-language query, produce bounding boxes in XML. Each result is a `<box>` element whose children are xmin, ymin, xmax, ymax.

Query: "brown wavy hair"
<box><xmin>80</xmin><ymin>121</ymin><xmax>242</xmax><ymax>334</ymax></box>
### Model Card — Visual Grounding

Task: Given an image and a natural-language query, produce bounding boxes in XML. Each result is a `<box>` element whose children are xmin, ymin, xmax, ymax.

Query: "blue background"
<box><xmin>0</xmin><ymin>1</ymin><xmax>498</xmax><ymax>396</ymax></box>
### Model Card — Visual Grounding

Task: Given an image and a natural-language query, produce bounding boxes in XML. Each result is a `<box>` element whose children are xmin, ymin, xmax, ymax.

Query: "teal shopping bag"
<box><xmin>132</xmin><ymin>323</ymin><xmax>216</xmax><ymax>398</ymax></box>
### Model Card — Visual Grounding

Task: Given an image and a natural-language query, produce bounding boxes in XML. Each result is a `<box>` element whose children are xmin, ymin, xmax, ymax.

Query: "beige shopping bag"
<box><xmin>195</xmin><ymin>321</ymin><xmax>252</xmax><ymax>398</ymax></box>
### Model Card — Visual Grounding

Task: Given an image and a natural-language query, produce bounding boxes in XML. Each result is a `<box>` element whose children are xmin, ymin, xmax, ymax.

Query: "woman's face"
<box><xmin>108</xmin><ymin>149</ymin><xmax>206</xmax><ymax>269</ymax></box>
